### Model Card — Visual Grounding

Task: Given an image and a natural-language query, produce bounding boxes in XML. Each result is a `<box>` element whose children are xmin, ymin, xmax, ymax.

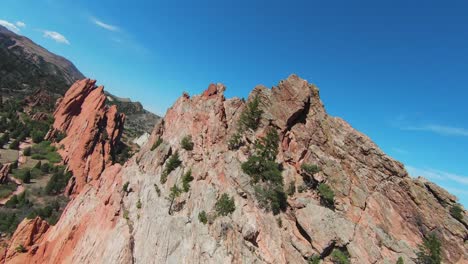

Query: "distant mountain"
<box><xmin>0</xmin><ymin>25</ymin><xmax>159</xmax><ymax>137</ymax></box>
<box><xmin>0</xmin><ymin>25</ymin><xmax>83</xmax><ymax>97</ymax></box>
<box><xmin>105</xmin><ymin>92</ymin><xmax>160</xmax><ymax>138</ymax></box>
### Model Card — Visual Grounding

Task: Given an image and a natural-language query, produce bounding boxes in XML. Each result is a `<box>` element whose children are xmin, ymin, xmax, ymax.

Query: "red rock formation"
<box><xmin>23</xmin><ymin>89</ymin><xmax>53</xmax><ymax>109</ymax></box>
<box><xmin>47</xmin><ymin>78</ymin><xmax>125</xmax><ymax>196</ymax></box>
<box><xmin>3</xmin><ymin>217</ymin><xmax>49</xmax><ymax>264</ymax></box>
<box><xmin>5</xmin><ymin>75</ymin><xmax>467</xmax><ymax>264</ymax></box>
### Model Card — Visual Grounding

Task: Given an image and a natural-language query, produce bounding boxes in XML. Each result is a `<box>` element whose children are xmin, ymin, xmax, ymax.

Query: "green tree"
<box><xmin>22</xmin><ymin>170</ymin><xmax>31</xmax><ymax>184</ymax></box>
<box><xmin>181</xmin><ymin>135</ymin><xmax>194</xmax><ymax>151</ymax></box>
<box><xmin>9</xmin><ymin>139</ymin><xmax>19</xmax><ymax>150</ymax></box>
<box><xmin>182</xmin><ymin>169</ymin><xmax>194</xmax><ymax>192</ymax></box>
<box><xmin>40</xmin><ymin>162</ymin><xmax>50</xmax><ymax>173</ymax></box>
<box><xmin>239</xmin><ymin>95</ymin><xmax>263</xmax><ymax>131</ymax></box>
<box><xmin>31</xmin><ymin>130</ymin><xmax>45</xmax><ymax>143</ymax></box>
<box><xmin>161</xmin><ymin>151</ymin><xmax>182</xmax><ymax>184</ymax></box>
<box><xmin>198</xmin><ymin>211</ymin><xmax>208</xmax><ymax>224</ymax></box>
<box><xmin>241</xmin><ymin>128</ymin><xmax>286</xmax><ymax>214</ymax></box>
<box><xmin>396</xmin><ymin>256</ymin><xmax>404</xmax><ymax>264</ymax></box>
<box><xmin>215</xmin><ymin>193</ymin><xmax>236</xmax><ymax>216</ymax></box>
<box><xmin>122</xmin><ymin>182</ymin><xmax>130</xmax><ymax>193</ymax></box>
<box><xmin>416</xmin><ymin>233</ymin><xmax>442</xmax><ymax>264</ymax></box>
<box><xmin>23</xmin><ymin>147</ymin><xmax>32</xmax><ymax>156</ymax></box>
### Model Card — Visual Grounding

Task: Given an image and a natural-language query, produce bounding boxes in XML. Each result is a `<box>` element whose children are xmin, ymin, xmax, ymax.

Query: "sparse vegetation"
<box><xmin>0</xmin><ymin>211</ymin><xmax>19</xmax><ymax>234</ymax></box>
<box><xmin>5</xmin><ymin>192</ymin><xmax>31</xmax><ymax>209</ymax></box>
<box><xmin>122</xmin><ymin>182</ymin><xmax>130</xmax><ymax>193</ymax></box>
<box><xmin>9</xmin><ymin>139</ymin><xmax>19</xmax><ymax>150</ymax></box>
<box><xmin>330</xmin><ymin>249</ymin><xmax>350</xmax><ymax>264</ymax></box>
<box><xmin>181</xmin><ymin>135</ymin><xmax>194</xmax><ymax>151</ymax></box>
<box><xmin>182</xmin><ymin>169</ymin><xmax>194</xmax><ymax>192</ymax></box>
<box><xmin>396</xmin><ymin>257</ymin><xmax>404</xmax><ymax>264</ymax></box>
<box><xmin>161</xmin><ymin>151</ymin><xmax>182</xmax><ymax>184</ymax></box>
<box><xmin>31</xmin><ymin>141</ymin><xmax>61</xmax><ymax>163</ymax></box>
<box><xmin>31</xmin><ymin>130</ymin><xmax>46</xmax><ymax>143</ymax></box>
<box><xmin>151</xmin><ymin>138</ymin><xmax>163</xmax><ymax>151</ymax></box>
<box><xmin>15</xmin><ymin>244</ymin><xmax>26</xmax><ymax>253</ymax></box>
<box><xmin>215</xmin><ymin>193</ymin><xmax>236</xmax><ymax>216</ymax></box>
<box><xmin>450</xmin><ymin>203</ymin><xmax>464</xmax><ymax>222</ymax></box>
<box><xmin>239</xmin><ymin>95</ymin><xmax>263</xmax><ymax>131</ymax></box>
<box><xmin>308</xmin><ymin>255</ymin><xmax>321</xmax><ymax>264</ymax></box>
<box><xmin>168</xmin><ymin>184</ymin><xmax>182</xmax><ymax>201</ymax></box>
<box><xmin>416</xmin><ymin>233</ymin><xmax>442</xmax><ymax>264</ymax></box>
<box><xmin>154</xmin><ymin>184</ymin><xmax>161</xmax><ymax>197</ymax></box>
<box><xmin>136</xmin><ymin>199</ymin><xmax>142</xmax><ymax>209</ymax></box>
<box><xmin>167</xmin><ymin>184</ymin><xmax>182</xmax><ymax>215</ymax></box>
<box><xmin>45</xmin><ymin>167</ymin><xmax>72</xmax><ymax>195</ymax></box>
<box><xmin>23</xmin><ymin>147</ymin><xmax>31</xmax><ymax>156</ymax></box>
<box><xmin>198</xmin><ymin>210</ymin><xmax>208</xmax><ymax>224</ymax></box>
<box><xmin>241</xmin><ymin>128</ymin><xmax>286</xmax><ymax>214</ymax></box>
<box><xmin>22</xmin><ymin>170</ymin><xmax>31</xmax><ymax>183</ymax></box>
<box><xmin>0</xmin><ymin>182</ymin><xmax>17</xmax><ymax>199</ymax></box>
<box><xmin>301</xmin><ymin>163</ymin><xmax>320</xmax><ymax>175</ymax></box>
<box><xmin>287</xmin><ymin>181</ymin><xmax>296</xmax><ymax>196</ymax></box>
<box><xmin>228</xmin><ymin>132</ymin><xmax>243</xmax><ymax>150</ymax></box>
<box><xmin>301</xmin><ymin>163</ymin><xmax>320</xmax><ymax>188</ymax></box>
<box><xmin>317</xmin><ymin>183</ymin><xmax>335</xmax><ymax>209</ymax></box>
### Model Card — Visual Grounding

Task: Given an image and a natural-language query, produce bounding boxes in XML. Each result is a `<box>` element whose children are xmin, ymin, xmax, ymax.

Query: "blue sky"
<box><xmin>1</xmin><ymin>0</ymin><xmax>467</xmax><ymax>207</ymax></box>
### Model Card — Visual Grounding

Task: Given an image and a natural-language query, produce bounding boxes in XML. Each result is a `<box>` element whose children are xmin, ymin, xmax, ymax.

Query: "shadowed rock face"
<box><xmin>47</xmin><ymin>78</ymin><xmax>125</xmax><ymax>196</ymax></box>
<box><xmin>5</xmin><ymin>75</ymin><xmax>467</xmax><ymax>264</ymax></box>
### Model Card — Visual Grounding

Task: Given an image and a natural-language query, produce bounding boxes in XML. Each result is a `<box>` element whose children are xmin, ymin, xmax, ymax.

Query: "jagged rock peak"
<box><xmin>47</xmin><ymin>78</ymin><xmax>125</xmax><ymax>196</ymax></box>
<box><xmin>5</xmin><ymin>75</ymin><xmax>467</xmax><ymax>264</ymax></box>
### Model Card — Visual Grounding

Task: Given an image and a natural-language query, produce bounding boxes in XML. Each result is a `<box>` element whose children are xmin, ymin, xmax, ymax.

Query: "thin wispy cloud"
<box><xmin>91</xmin><ymin>17</ymin><xmax>119</xmax><ymax>32</ymax></box>
<box><xmin>406</xmin><ymin>165</ymin><xmax>468</xmax><ymax>186</ymax></box>
<box><xmin>392</xmin><ymin>147</ymin><xmax>409</xmax><ymax>155</ymax></box>
<box><xmin>43</xmin><ymin>31</ymin><xmax>70</xmax><ymax>45</ymax></box>
<box><xmin>403</xmin><ymin>124</ymin><xmax>468</xmax><ymax>137</ymax></box>
<box><xmin>15</xmin><ymin>21</ymin><xmax>26</xmax><ymax>28</ymax></box>
<box><xmin>0</xmin><ymin>19</ymin><xmax>20</xmax><ymax>33</ymax></box>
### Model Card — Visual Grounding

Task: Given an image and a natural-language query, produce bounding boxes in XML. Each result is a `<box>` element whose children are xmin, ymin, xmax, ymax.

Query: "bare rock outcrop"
<box><xmin>0</xmin><ymin>163</ymin><xmax>11</xmax><ymax>184</ymax></box>
<box><xmin>46</xmin><ymin>78</ymin><xmax>125</xmax><ymax>195</ymax></box>
<box><xmin>6</xmin><ymin>75</ymin><xmax>467</xmax><ymax>263</ymax></box>
<box><xmin>3</xmin><ymin>217</ymin><xmax>49</xmax><ymax>264</ymax></box>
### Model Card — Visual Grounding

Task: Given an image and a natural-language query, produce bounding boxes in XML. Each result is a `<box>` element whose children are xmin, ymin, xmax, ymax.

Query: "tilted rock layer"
<box><xmin>6</xmin><ymin>75</ymin><xmax>467</xmax><ymax>263</ymax></box>
<box><xmin>47</xmin><ymin>78</ymin><xmax>125</xmax><ymax>195</ymax></box>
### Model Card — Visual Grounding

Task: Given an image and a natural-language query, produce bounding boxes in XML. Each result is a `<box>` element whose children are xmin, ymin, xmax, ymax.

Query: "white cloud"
<box><xmin>91</xmin><ymin>17</ymin><xmax>119</xmax><ymax>32</ymax></box>
<box><xmin>406</xmin><ymin>165</ymin><xmax>468</xmax><ymax>186</ymax></box>
<box><xmin>16</xmin><ymin>21</ymin><xmax>26</xmax><ymax>28</ymax></box>
<box><xmin>0</xmin><ymin>19</ymin><xmax>20</xmax><ymax>33</ymax></box>
<box><xmin>402</xmin><ymin>124</ymin><xmax>468</xmax><ymax>137</ymax></box>
<box><xmin>43</xmin><ymin>31</ymin><xmax>70</xmax><ymax>45</ymax></box>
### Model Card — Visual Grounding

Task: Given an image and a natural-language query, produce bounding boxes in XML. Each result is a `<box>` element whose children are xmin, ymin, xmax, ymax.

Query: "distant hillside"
<box><xmin>105</xmin><ymin>93</ymin><xmax>160</xmax><ymax>138</ymax></box>
<box><xmin>0</xmin><ymin>25</ymin><xmax>159</xmax><ymax>138</ymax></box>
<box><xmin>0</xmin><ymin>25</ymin><xmax>83</xmax><ymax>97</ymax></box>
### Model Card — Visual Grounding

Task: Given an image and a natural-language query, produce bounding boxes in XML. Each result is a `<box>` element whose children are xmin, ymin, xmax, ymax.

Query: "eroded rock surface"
<box><xmin>6</xmin><ymin>75</ymin><xmax>467</xmax><ymax>264</ymax></box>
<box><xmin>46</xmin><ymin>78</ymin><xmax>125</xmax><ymax>195</ymax></box>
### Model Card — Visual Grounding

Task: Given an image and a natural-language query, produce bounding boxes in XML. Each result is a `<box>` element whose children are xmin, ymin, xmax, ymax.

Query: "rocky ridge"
<box><xmin>46</xmin><ymin>78</ymin><xmax>125</xmax><ymax>196</ymax></box>
<box><xmin>4</xmin><ymin>75</ymin><xmax>467</xmax><ymax>263</ymax></box>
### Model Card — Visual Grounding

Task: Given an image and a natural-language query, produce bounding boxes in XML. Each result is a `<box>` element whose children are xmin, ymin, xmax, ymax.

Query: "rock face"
<box><xmin>4</xmin><ymin>217</ymin><xmax>49</xmax><ymax>264</ymax></box>
<box><xmin>6</xmin><ymin>75</ymin><xmax>467</xmax><ymax>263</ymax></box>
<box><xmin>46</xmin><ymin>78</ymin><xmax>125</xmax><ymax>195</ymax></box>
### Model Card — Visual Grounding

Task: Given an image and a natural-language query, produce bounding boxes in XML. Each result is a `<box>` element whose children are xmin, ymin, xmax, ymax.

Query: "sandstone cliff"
<box><xmin>6</xmin><ymin>75</ymin><xmax>467</xmax><ymax>263</ymax></box>
<box><xmin>46</xmin><ymin>78</ymin><xmax>125</xmax><ymax>195</ymax></box>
